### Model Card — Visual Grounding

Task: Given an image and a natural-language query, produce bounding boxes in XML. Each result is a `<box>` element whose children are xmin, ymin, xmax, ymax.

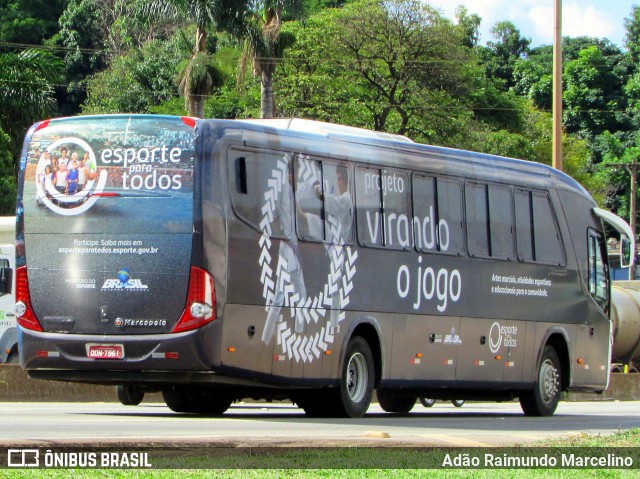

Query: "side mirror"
<box><xmin>621</xmin><ymin>235</ymin><xmax>634</xmax><ymax>268</ymax></box>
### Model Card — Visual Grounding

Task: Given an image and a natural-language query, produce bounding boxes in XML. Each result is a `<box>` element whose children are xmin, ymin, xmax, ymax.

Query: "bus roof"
<box><xmin>223</xmin><ymin>117</ymin><xmax>591</xmax><ymax>199</ymax></box>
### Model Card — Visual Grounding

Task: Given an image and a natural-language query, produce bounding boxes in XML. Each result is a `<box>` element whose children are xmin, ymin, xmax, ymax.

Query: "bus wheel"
<box><xmin>451</xmin><ymin>399</ymin><xmax>465</xmax><ymax>408</ymax></box>
<box><xmin>334</xmin><ymin>336</ymin><xmax>374</xmax><ymax>418</ymax></box>
<box><xmin>519</xmin><ymin>345</ymin><xmax>561</xmax><ymax>417</ymax></box>
<box><xmin>6</xmin><ymin>350</ymin><xmax>19</xmax><ymax>364</ymax></box>
<box><xmin>116</xmin><ymin>385</ymin><xmax>144</xmax><ymax>406</ymax></box>
<box><xmin>185</xmin><ymin>389</ymin><xmax>233</xmax><ymax>415</ymax></box>
<box><xmin>163</xmin><ymin>387</ymin><xmax>191</xmax><ymax>413</ymax></box>
<box><xmin>419</xmin><ymin>398</ymin><xmax>436</xmax><ymax>407</ymax></box>
<box><xmin>377</xmin><ymin>389</ymin><xmax>416</xmax><ymax>413</ymax></box>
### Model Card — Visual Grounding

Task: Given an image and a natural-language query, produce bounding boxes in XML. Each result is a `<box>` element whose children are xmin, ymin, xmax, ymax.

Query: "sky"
<box><xmin>425</xmin><ymin>1</ymin><xmax>637</xmax><ymax>48</ymax></box>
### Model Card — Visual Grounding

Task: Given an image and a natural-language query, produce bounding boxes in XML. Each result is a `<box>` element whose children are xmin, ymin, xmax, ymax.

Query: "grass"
<box><xmin>1</xmin><ymin>429</ymin><xmax>639</xmax><ymax>478</ymax></box>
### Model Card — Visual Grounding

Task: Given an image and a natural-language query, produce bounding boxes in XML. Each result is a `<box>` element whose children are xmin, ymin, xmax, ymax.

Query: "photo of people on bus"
<box><xmin>35</xmin><ymin>144</ymin><xmax>96</xmax><ymax>207</ymax></box>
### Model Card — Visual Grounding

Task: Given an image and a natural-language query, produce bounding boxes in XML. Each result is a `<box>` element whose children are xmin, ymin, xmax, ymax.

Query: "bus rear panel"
<box><xmin>16</xmin><ymin>115</ymin><xmax>216</xmax><ymax>375</ymax></box>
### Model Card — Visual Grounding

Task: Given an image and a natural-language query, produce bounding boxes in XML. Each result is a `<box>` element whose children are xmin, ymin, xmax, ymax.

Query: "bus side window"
<box><xmin>437</xmin><ymin>178</ymin><xmax>465</xmax><ymax>255</ymax></box>
<box><xmin>235</xmin><ymin>157</ymin><xmax>248</xmax><ymax>194</ymax></box>
<box><xmin>295</xmin><ymin>155</ymin><xmax>325</xmax><ymax>242</ymax></box>
<box><xmin>588</xmin><ymin>229</ymin><xmax>608</xmax><ymax>308</ymax></box>
<box><xmin>355</xmin><ymin>166</ymin><xmax>384</xmax><ymax>247</ymax></box>
<box><xmin>465</xmin><ymin>183</ymin><xmax>490</xmax><ymax>257</ymax></box>
<box><xmin>228</xmin><ymin>150</ymin><xmax>293</xmax><ymax>239</ymax></box>
<box><xmin>515</xmin><ymin>189</ymin><xmax>565</xmax><ymax>265</ymax></box>
<box><xmin>465</xmin><ymin>182</ymin><xmax>514</xmax><ymax>260</ymax></box>
<box><xmin>355</xmin><ymin>166</ymin><xmax>409</xmax><ymax>249</ymax></box>
<box><xmin>412</xmin><ymin>175</ymin><xmax>464</xmax><ymax>255</ymax></box>
<box><xmin>381</xmin><ymin>169</ymin><xmax>411</xmax><ymax>249</ymax></box>
<box><xmin>489</xmin><ymin>185</ymin><xmax>514</xmax><ymax>260</ymax></box>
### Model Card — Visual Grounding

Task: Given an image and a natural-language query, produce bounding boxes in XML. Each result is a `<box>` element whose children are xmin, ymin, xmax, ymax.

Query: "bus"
<box><xmin>16</xmin><ymin>114</ymin><xmax>632</xmax><ymax>418</ymax></box>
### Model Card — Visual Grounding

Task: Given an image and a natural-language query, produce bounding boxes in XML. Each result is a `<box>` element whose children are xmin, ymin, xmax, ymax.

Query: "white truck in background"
<box><xmin>0</xmin><ymin>216</ymin><xmax>17</xmax><ymax>363</ymax></box>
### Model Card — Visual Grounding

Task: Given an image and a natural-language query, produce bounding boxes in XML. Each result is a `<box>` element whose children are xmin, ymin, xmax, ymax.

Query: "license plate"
<box><xmin>87</xmin><ymin>344</ymin><xmax>124</xmax><ymax>359</ymax></box>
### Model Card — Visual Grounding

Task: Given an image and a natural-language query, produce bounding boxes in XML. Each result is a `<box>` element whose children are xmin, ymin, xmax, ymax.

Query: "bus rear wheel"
<box><xmin>162</xmin><ymin>387</ymin><xmax>232</xmax><ymax>415</ymax></box>
<box><xmin>377</xmin><ymin>389</ymin><xmax>416</xmax><ymax>413</ymax></box>
<box><xmin>419</xmin><ymin>398</ymin><xmax>436</xmax><ymax>407</ymax></box>
<box><xmin>519</xmin><ymin>345</ymin><xmax>561</xmax><ymax>417</ymax></box>
<box><xmin>116</xmin><ymin>385</ymin><xmax>145</xmax><ymax>406</ymax></box>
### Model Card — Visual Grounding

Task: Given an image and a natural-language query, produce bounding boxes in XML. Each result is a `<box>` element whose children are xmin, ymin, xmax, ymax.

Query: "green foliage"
<box><xmin>278</xmin><ymin>0</ymin><xmax>474</xmax><ymax>141</ymax></box>
<box><xmin>625</xmin><ymin>5</ymin><xmax>640</xmax><ymax>69</ymax></box>
<box><xmin>0</xmin><ymin>0</ymin><xmax>66</xmax><ymax>45</ymax></box>
<box><xmin>0</xmin><ymin>49</ymin><xmax>64</xmax><ymax>155</ymax></box>
<box><xmin>480</xmin><ymin>20</ymin><xmax>531</xmax><ymax>89</ymax></box>
<box><xmin>82</xmin><ymin>37</ymin><xmax>186</xmax><ymax>114</ymax></box>
<box><xmin>563</xmin><ymin>46</ymin><xmax>628</xmax><ymax>138</ymax></box>
<box><xmin>0</xmin><ymin>128</ymin><xmax>16</xmax><ymax>215</ymax></box>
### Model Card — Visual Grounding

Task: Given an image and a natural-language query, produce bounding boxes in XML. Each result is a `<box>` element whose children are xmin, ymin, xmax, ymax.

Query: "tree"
<box><xmin>0</xmin><ymin>49</ymin><xmax>63</xmax><ymax>156</ymax></box>
<box><xmin>563</xmin><ymin>46</ymin><xmax>627</xmax><ymax>138</ymax></box>
<box><xmin>481</xmin><ymin>21</ymin><xmax>531</xmax><ymax>89</ymax></box>
<box><xmin>455</xmin><ymin>5</ymin><xmax>481</xmax><ymax>49</ymax></box>
<box><xmin>82</xmin><ymin>35</ymin><xmax>189</xmax><ymax>114</ymax></box>
<box><xmin>0</xmin><ymin>0</ymin><xmax>67</xmax><ymax>46</ymax></box>
<box><xmin>278</xmin><ymin>0</ymin><xmax>473</xmax><ymax>140</ymax></box>
<box><xmin>0</xmin><ymin>49</ymin><xmax>62</xmax><ymax>215</ymax></box>
<box><xmin>625</xmin><ymin>5</ymin><xmax>640</xmax><ymax>70</ymax></box>
<box><xmin>0</xmin><ymin>128</ymin><xmax>16</xmax><ymax>215</ymax></box>
<box><xmin>233</xmin><ymin>1</ymin><xmax>305</xmax><ymax>118</ymax></box>
<box><xmin>139</xmin><ymin>0</ymin><xmax>240</xmax><ymax>117</ymax></box>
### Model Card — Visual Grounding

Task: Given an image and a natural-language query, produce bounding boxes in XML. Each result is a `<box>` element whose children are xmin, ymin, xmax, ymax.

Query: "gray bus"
<box><xmin>16</xmin><ymin>115</ymin><xmax>632</xmax><ymax>417</ymax></box>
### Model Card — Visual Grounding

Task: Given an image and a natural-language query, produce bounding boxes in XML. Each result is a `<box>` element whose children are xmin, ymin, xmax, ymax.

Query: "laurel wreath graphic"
<box><xmin>258</xmin><ymin>155</ymin><xmax>358</xmax><ymax>362</ymax></box>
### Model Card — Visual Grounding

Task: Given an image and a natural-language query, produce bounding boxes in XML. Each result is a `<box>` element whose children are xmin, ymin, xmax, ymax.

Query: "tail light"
<box><xmin>15</xmin><ymin>266</ymin><xmax>43</xmax><ymax>332</ymax></box>
<box><xmin>171</xmin><ymin>266</ymin><xmax>215</xmax><ymax>333</ymax></box>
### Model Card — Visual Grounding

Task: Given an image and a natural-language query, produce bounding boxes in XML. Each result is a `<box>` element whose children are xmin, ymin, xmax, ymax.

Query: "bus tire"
<box><xmin>452</xmin><ymin>399</ymin><xmax>465</xmax><ymax>408</ymax></box>
<box><xmin>116</xmin><ymin>385</ymin><xmax>144</xmax><ymax>406</ymax></box>
<box><xmin>185</xmin><ymin>389</ymin><xmax>233</xmax><ymax>415</ymax></box>
<box><xmin>296</xmin><ymin>391</ymin><xmax>332</xmax><ymax>417</ymax></box>
<box><xmin>333</xmin><ymin>336</ymin><xmax>374</xmax><ymax>418</ymax></box>
<box><xmin>419</xmin><ymin>398</ymin><xmax>436</xmax><ymax>407</ymax></box>
<box><xmin>377</xmin><ymin>389</ymin><xmax>416</xmax><ymax>413</ymax></box>
<box><xmin>163</xmin><ymin>387</ymin><xmax>191</xmax><ymax>413</ymax></box>
<box><xmin>519</xmin><ymin>345</ymin><xmax>561</xmax><ymax>417</ymax></box>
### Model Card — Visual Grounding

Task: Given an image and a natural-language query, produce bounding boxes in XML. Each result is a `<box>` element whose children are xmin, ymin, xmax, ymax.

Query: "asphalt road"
<box><xmin>1</xmin><ymin>400</ymin><xmax>639</xmax><ymax>447</ymax></box>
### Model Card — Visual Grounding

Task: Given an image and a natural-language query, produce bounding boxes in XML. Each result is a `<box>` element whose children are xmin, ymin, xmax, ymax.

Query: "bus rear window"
<box><xmin>22</xmin><ymin>115</ymin><xmax>195</xmax><ymax>234</ymax></box>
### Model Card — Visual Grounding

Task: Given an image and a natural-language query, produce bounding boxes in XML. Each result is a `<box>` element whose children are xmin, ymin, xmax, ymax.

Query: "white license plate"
<box><xmin>86</xmin><ymin>344</ymin><xmax>124</xmax><ymax>359</ymax></box>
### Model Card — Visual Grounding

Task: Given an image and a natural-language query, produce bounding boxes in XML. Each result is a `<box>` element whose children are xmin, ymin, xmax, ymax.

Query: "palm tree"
<box><xmin>0</xmin><ymin>48</ymin><xmax>63</xmax><ymax>214</ymax></box>
<box><xmin>140</xmin><ymin>0</ymin><xmax>240</xmax><ymax>117</ymax></box>
<box><xmin>235</xmin><ymin>1</ymin><xmax>305</xmax><ymax>118</ymax></box>
<box><xmin>0</xmin><ymin>49</ymin><xmax>63</xmax><ymax>157</ymax></box>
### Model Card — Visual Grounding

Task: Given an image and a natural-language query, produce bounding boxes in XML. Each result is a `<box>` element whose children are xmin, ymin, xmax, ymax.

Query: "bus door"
<box><xmin>572</xmin><ymin>229</ymin><xmax>611</xmax><ymax>386</ymax></box>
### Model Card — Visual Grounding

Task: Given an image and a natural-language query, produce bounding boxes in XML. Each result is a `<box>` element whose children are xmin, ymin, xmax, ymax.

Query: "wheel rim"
<box><xmin>346</xmin><ymin>352</ymin><xmax>368</xmax><ymax>403</ymax></box>
<box><xmin>539</xmin><ymin>358</ymin><xmax>559</xmax><ymax>404</ymax></box>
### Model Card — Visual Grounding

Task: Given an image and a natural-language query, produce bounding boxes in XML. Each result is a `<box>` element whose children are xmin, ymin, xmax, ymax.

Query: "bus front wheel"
<box><xmin>519</xmin><ymin>345</ymin><xmax>561</xmax><ymax>417</ymax></box>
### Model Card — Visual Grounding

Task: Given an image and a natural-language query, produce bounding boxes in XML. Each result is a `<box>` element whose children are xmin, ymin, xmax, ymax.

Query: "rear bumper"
<box><xmin>19</xmin><ymin>321</ymin><xmax>221</xmax><ymax>377</ymax></box>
